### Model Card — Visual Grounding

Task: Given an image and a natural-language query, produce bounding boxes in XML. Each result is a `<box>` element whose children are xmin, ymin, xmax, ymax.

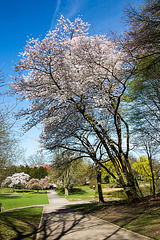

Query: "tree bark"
<box><xmin>96</xmin><ymin>164</ymin><xmax>104</xmax><ymax>203</ymax></box>
<box><xmin>65</xmin><ymin>187</ymin><xmax>69</xmax><ymax>196</ymax></box>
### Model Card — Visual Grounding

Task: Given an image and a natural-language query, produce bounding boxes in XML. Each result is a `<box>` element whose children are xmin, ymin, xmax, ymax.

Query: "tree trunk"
<box><xmin>65</xmin><ymin>187</ymin><xmax>69</xmax><ymax>196</ymax></box>
<box><xmin>79</xmin><ymin>107</ymin><xmax>142</xmax><ymax>203</ymax></box>
<box><xmin>96</xmin><ymin>164</ymin><xmax>104</xmax><ymax>203</ymax></box>
<box><xmin>149</xmin><ymin>157</ymin><xmax>156</xmax><ymax>197</ymax></box>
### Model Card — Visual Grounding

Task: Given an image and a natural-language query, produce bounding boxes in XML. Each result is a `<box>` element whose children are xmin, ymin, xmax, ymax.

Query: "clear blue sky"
<box><xmin>0</xmin><ymin>0</ymin><xmax>145</xmax><ymax>159</ymax></box>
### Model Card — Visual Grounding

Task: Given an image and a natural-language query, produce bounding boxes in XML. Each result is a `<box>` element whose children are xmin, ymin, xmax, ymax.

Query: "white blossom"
<box><xmin>1</xmin><ymin>172</ymin><xmax>30</xmax><ymax>188</ymax></box>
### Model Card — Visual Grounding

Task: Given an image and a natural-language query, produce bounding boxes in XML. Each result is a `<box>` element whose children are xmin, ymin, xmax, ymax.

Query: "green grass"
<box><xmin>123</xmin><ymin>208</ymin><xmax>160</xmax><ymax>240</ymax></box>
<box><xmin>0</xmin><ymin>188</ymin><xmax>49</xmax><ymax>211</ymax></box>
<box><xmin>56</xmin><ymin>184</ymin><xmax>155</xmax><ymax>201</ymax></box>
<box><xmin>0</xmin><ymin>207</ymin><xmax>43</xmax><ymax>240</ymax></box>
<box><xmin>56</xmin><ymin>186</ymin><xmax>95</xmax><ymax>201</ymax></box>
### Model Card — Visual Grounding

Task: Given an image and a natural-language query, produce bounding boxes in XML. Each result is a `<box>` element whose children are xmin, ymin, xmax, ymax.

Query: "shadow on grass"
<box><xmin>0</xmin><ymin>208</ymin><xmax>42</xmax><ymax>240</ymax></box>
<box><xmin>69</xmin><ymin>199</ymin><xmax>160</xmax><ymax>239</ymax></box>
<box><xmin>0</xmin><ymin>195</ymin><xmax>22</xmax><ymax>200</ymax></box>
<box><xmin>69</xmin><ymin>188</ymin><xmax>86</xmax><ymax>195</ymax></box>
<box><xmin>68</xmin><ymin>199</ymin><xmax>127</xmax><ymax>212</ymax></box>
<box><xmin>14</xmin><ymin>190</ymin><xmax>33</xmax><ymax>193</ymax></box>
<box><xmin>57</xmin><ymin>187</ymin><xmax>86</xmax><ymax>196</ymax></box>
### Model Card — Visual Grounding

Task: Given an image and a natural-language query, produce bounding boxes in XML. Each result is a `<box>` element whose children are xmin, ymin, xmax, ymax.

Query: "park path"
<box><xmin>36</xmin><ymin>190</ymin><xmax>153</xmax><ymax>240</ymax></box>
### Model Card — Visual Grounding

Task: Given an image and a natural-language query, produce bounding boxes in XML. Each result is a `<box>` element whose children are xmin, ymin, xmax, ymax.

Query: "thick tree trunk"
<box><xmin>65</xmin><ymin>187</ymin><xmax>69</xmax><ymax>196</ymax></box>
<box><xmin>96</xmin><ymin>164</ymin><xmax>104</xmax><ymax>203</ymax></box>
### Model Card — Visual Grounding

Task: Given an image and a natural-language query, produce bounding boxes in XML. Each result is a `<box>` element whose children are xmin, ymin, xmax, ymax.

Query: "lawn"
<box><xmin>0</xmin><ymin>188</ymin><xmax>48</xmax><ymax>239</ymax></box>
<box><xmin>0</xmin><ymin>188</ymin><xmax>49</xmax><ymax>211</ymax></box>
<box><xmin>69</xmin><ymin>197</ymin><xmax>160</xmax><ymax>240</ymax></box>
<box><xmin>56</xmin><ymin>186</ymin><xmax>95</xmax><ymax>201</ymax></box>
<box><xmin>0</xmin><ymin>207</ymin><xmax>43</xmax><ymax>240</ymax></box>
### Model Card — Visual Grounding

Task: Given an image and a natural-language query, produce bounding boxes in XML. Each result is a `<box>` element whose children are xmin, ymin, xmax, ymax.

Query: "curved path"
<box><xmin>36</xmin><ymin>190</ymin><xmax>153</xmax><ymax>240</ymax></box>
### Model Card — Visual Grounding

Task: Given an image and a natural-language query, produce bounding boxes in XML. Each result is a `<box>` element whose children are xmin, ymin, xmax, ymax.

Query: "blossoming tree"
<box><xmin>11</xmin><ymin>16</ymin><xmax>142</xmax><ymax>201</ymax></box>
<box><xmin>1</xmin><ymin>172</ymin><xmax>30</xmax><ymax>190</ymax></box>
<box><xmin>25</xmin><ymin>177</ymin><xmax>49</xmax><ymax>192</ymax></box>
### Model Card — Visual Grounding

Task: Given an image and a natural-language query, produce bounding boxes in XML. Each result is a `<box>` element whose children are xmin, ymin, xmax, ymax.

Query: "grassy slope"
<box><xmin>68</xmin><ymin>197</ymin><xmax>160</xmax><ymax>240</ymax></box>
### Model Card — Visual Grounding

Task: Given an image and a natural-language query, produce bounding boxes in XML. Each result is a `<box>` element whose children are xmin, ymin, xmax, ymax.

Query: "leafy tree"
<box><xmin>16</xmin><ymin>165</ymin><xmax>48</xmax><ymax>179</ymax></box>
<box><xmin>132</xmin><ymin>132</ymin><xmax>159</xmax><ymax>197</ymax></box>
<box><xmin>132</xmin><ymin>156</ymin><xmax>156</xmax><ymax>193</ymax></box>
<box><xmin>52</xmin><ymin>151</ymin><xmax>87</xmax><ymax>195</ymax></box>
<box><xmin>17</xmin><ymin>165</ymin><xmax>31</xmax><ymax>175</ymax></box>
<box><xmin>11</xmin><ymin>16</ymin><xmax>142</xmax><ymax>202</ymax></box>
<box><xmin>29</xmin><ymin>166</ymin><xmax>48</xmax><ymax>179</ymax></box>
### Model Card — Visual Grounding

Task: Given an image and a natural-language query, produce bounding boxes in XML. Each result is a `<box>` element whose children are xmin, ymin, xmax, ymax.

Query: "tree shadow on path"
<box><xmin>37</xmin><ymin>207</ymin><xmax>132</xmax><ymax>240</ymax></box>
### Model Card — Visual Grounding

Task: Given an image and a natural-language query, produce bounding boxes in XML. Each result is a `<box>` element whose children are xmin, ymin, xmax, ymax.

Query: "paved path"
<box><xmin>36</xmin><ymin>190</ymin><xmax>153</xmax><ymax>240</ymax></box>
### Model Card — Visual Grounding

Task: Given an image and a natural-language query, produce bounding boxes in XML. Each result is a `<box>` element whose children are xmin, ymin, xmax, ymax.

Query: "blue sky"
<box><xmin>0</xmin><ymin>0</ymin><xmax>145</xmax><ymax>160</ymax></box>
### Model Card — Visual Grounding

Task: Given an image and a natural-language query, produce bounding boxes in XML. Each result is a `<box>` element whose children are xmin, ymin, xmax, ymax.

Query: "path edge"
<box><xmin>35</xmin><ymin>206</ymin><xmax>45</xmax><ymax>240</ymax></box>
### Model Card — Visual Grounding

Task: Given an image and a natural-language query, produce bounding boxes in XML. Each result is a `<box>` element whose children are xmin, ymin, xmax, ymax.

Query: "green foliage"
<box><xmin>0</xmin><ymin>165</ymin><xmax>48</xmax><ymax>190</ymax></box>
<box><xmin>17</xmin><ymin>165</ymin><xmax>48</xmax><ymax>180</ymax></box>
<box><xmin>132</xmin><ymin>156</ymin><xmax>156</xmax><ymax>183</ymax></box>
<box><xmin>51</xmin><ymin>152</ymin><xmax>88</xmax><ymax>193</ymax></box>
<box><xmin>101</xmin><ymin>161</ymin><xmax>121</xmax><ymax>187</ymax></box>
<box><xmin>0</xmin><ymin>165</ymin><xmax>17</xmax><ymax>187</ymax></box>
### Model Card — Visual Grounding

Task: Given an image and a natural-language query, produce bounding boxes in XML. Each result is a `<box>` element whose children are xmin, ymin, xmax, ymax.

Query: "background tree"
<box><xmin>0</xmin><ymin>165</ymin><xmax>17</xmax><ymax>186</ymax></box>
<box><xmin>124</xmin><ymin>0</ymin><xmax>160</xmax><ymax>143</ymax></box>
<box><xmin>132</xmin><ymin>156</ymin><xmax>156</xmax><ymax>195</ymax></box>
<box><xmin>16</xmin><ymin>164</ymin><xmax>48</xmax><ymax>179</ymax></box>
<box><xmin>27</xmin><ymin>153</ymin><xmax>48</xmax><ymax>167</ymax></box>
<box><xmin>0</xmin><ymin>70</ymin><xmax>25</xmax><ymax>185</ymax></box>
<box><xmin>26</xmin><ymin>177</ymin><xmax>49</xmax><ymax>192</ymax></box>
<box><xmin>51</xmin><ymin>151</ymin><xmax>87</xmax><ymax>196</ymax></box>
<box><xmin>29</xmin><ymin>166</ymin><xmax>48</xmax><ymax>180</ymax></box>
<box><xmin>133</xmin><ymin>132</ymin><xmax>159</xmax><ymax>196</ymax></box>
<box><xmin>41</xmin><ymin>116</ymin><xmax>115</xmax><ymax>203</ymax></box>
